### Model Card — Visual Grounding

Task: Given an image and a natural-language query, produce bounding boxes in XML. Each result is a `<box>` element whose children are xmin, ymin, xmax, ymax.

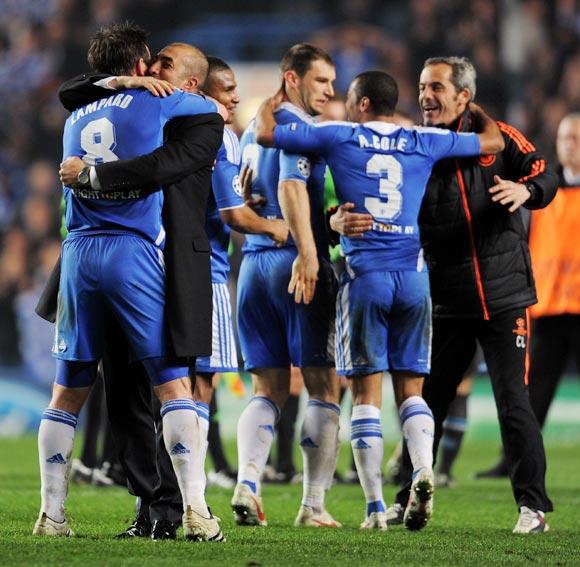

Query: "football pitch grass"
<box><xmin>1</xmin><ymin>437</ymin><xmax>579</xmax><ymax>566</ymax></box>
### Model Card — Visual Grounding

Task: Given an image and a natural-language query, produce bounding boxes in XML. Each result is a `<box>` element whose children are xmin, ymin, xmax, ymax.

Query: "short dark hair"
<box><xmin>206</xmin><ymin>56</ymin><xmax>231</xmax><ymax>76</ymax></box>
<box><xmin>353</xmin><ymin>71</ymin><xmax>398</xmax><ymax>116</ymax></box>
<box><xmin>280</xmin><ymin>43</ymin><xmax>334</xmax><ymax>78</ymax></box>
<box><xmin>87</xmin><ymin>21</ymin><xmax>149</xmax><ymax>76</ymax></box>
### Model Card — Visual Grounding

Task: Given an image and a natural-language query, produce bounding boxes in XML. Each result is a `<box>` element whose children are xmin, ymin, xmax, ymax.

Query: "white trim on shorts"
<box><xmin>197</xmin><ymin>282</ymin><xmax>238</xmax><ymax>372</ymax></box>
<box><xmin>335</xmin><ymin>281</ymin><xmax>353</xmax><ymax>372</ymax></box>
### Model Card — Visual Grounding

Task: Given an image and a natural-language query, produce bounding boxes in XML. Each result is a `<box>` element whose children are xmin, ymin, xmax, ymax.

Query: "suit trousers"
<box><xmin>101</xmin><ymin>317</ymin><xmax>182</xmax><ymax>524</ymax></box>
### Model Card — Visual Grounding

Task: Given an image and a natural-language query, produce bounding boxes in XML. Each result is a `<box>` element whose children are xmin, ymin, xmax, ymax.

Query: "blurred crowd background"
<box><xmin>0</xmin><ymin>0</ymin><xmax>578</xmax><ymax>398</ymax></box>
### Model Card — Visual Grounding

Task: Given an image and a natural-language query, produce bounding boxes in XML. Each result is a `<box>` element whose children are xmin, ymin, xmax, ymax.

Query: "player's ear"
<box><xmin>183</xmin><ymin>76</ymin><xmax>198</xmax><ymax>93</ymax></box>
<box><xmin>283</xmin><ymin>70</ymin><xmax>299</xmax><ymax>89</ymax></box>
<box><xmin>360</xmin><ymin>96</ymin><xmax>371</xmax><ymax>113</ymax></box>
<box><xmin>458</xmin><ymin>87</ymin><xmax>471</xmax><ymax>105</ymax></box>
<box><xmin>136</xmin><ymin>58</ymin><xmax>148</xmax><ymax>76</ymax></box>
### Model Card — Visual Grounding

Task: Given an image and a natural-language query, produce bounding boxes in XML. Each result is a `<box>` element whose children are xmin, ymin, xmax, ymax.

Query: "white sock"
<box><xmin>236</xmin><ymin>396</ymin><xmax>279</xmax><ymax>495</ymax></box>
<box><xmin>38</xmin><ymin>409</ymin><xmax>77</xmax><ymax>523</ymax></box>
<box><xmin>325</xmin><ymin>426</ymin><xmax>342</xmax><ymax>492</ymax></box>
<box><xmin>195</xmin><ymin>401</ymin><xmax>210</xmax><ymax>441</ymax></box>
<box><xmin>194</xmin><ymin>401</ymin><xmax>210</xmax><ymax>495</ymax></box>
<box><xmin>300</xmin><ymin>400</ymin><xmax>340</xmax><ymax>511</ymax></box>
<box><xmin>399</xmin><ymin>396</ymin><xmax>435</xmax><ymax>475</ymax></box>
<box><xmin>161</xmin><ymin>399</ymin><xmax>209</xmax><ymax>516</ymax></box>
<box><xmin>351</xmin><ymin>404</ymin><xmax>385</xmax><ymax>517</ymax></box>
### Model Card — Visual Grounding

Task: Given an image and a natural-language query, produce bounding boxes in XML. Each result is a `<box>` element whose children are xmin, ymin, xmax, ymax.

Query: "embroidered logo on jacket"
<box><xmin>477</xmin><ymin>154</ymin><xmax>497</xmax><ymax>167</ymax></box>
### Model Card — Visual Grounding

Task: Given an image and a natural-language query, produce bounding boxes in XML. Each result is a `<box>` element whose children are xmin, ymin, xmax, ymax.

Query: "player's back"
<box><xmin>309</xmin><ymin>121</ymin><xmax>478</xmax><ymax>274</ymax></box>
<box><xmin>62</xmin><ymin>88</ymin><xmax>217</xmax><ymax>246</ymax></box>
<box><xmin>239</xmin><ymin>102</ymin><xmax>328</xmax><ymax>255</ymax></box>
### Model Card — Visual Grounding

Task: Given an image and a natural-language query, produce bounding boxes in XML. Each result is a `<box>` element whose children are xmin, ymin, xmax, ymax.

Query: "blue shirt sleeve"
<box><xmin>276</xmin><ymin>122</ymin><xmax>341</xmax><ymax>183</ymax></box>
<box><xmin>212</xmin><ymin>132</ymin><xmax>244</xmax><ymax>210</ymax></box>
<box><xmin>279</xmin><ymin>150</ymin><xmax>313</xmax><ymax>183</ymax></box>
<box><xmin>417</xmin><ymin>127</ymin><xmax>481</xmax><ymax>162</ymax></box>
<box><xmin>274</xmin><ymin>122</ymin><xmax>338</xmax><ymax>155</ymax></box>
<box><xmin>160</xmin><ymin>90</ymin><xmax>218</xmax><ymax>121</ymax></box>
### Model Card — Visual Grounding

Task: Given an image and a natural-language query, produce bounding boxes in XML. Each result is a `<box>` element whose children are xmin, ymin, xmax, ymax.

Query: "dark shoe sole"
<box><xmin>232</xmin><ymin>504</ymin><xmax>263</xmax><ymax>526</ymax></box>
<box><xmin>185</xmin><ymin>530</ymin><xmax>225</xmax><ymax>542</ymax></box>
<box><xmin>404</xmin><ymin>479</ymin><xmax>433</xmax><ymax>531</ymax></box>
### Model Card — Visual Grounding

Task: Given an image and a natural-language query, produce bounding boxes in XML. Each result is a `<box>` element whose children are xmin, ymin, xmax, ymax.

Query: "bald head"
<box><xmin>167</xmin><ymin>42</ymin><xmax>208</xmax><ymax>82</ymax></box>
<box><xmin>557</xmin><ymin>113</ymin><xmax>580</xmax><ymax>174</ymax></box>
<box><xmin>149</xmin><ymin>42</ymin><xmax>208</xmax><ymax>92</ymax></box>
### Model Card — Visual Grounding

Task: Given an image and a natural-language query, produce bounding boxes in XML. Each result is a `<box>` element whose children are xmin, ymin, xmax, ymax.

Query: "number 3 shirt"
<box><xmin>62</xmin><ymin>89</ymin><xmax>218</xmax><ymax>247</ymax></box>
<box><xmin>273</xmin><ymin>121</ymin><xmax>480</xmax><ymax>275</ymax></box>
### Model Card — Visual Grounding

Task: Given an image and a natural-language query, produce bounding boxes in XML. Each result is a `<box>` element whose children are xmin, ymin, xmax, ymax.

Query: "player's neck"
<box><xmin>285</xmin><ymin>89</ymin><xmax>313</xmax><ymax>117</ymax></box>
<box><xmin>361</xmin><ymin>113</ymin><xmax>392</xmax><ymax>124</ymax></box>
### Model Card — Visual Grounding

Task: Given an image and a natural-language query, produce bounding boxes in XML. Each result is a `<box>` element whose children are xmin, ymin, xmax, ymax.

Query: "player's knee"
<box><xmin>255</xmin><ymin>385</ymin><xmax>289</xmax><ymax>408</ymax></box>
<box><xmin>247</xmin><ymin>388</ymin><xmax>288</xmax><ymax>409</ymax></box>
<box><xmin>392</xmin><ymin>371</ymin><xmax>424</xmax><ymax>407</ymax></box>
<box><xmin>350</xmin><ymin>375</ymin><xmax>382</xmax><ymax>408</ymax></box>
<box><xmin>193</xmin><ymin>372</ymin><xmax>214</xmax><ymax>404</ymax></box>
<box><xmin>154</xmin><ymin>378</ymin><xmax>192</xmax><ymax>403</ymax></box>
<box><xmin>50</xmin><ymin>365</ymin><xmax>95</xmax><ymax>414</ymax></box>
<box><xmin>303</xmin><ymin>366</ymin><xmax>340</xmax><ymax>403</ymax></box>
<box><xmin>251</xmin><ymin>370</ymin><xmax>290</xmax><ymax>407</ymax></box>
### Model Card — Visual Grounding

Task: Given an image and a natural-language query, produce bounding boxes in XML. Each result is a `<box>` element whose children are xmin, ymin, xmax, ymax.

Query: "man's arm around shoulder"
<box><xmin>95</xmin><ymin>113</ymin><xmax>224</xmax><ymax>190</ymax></box>
<box><xmin>59</xmin><ymin>73</ymin><xmax>112</xmax><ymax>111</ymax></box>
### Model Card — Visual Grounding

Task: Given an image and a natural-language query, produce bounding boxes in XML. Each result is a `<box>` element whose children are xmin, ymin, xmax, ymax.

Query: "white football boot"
<box><xmin>360</xmin><ymin>511</ymin><xmax>388</xmax><ymax>531</ymax></box>
<box><xmin>32</xmin><ymin>512</ymin><xmax>73</xmax><ymax>536</ymax></box>
<box><xmin>513</xmin><ymin>506</ymin><xmax>549</xmax><ymax>534</ymax></box>
<box><xmin>384</xmin><ymin>502</ymin><xmax>405</xmax><ymax>525</ymax></box>
<box><xmin>294</xmin><ymin>505</ymin><xmax>341</xmax><ymax>528</ymax></box>
<box><xmin>182</xmin><ymin>505</ymin><xmax>225</xmax><ymax>542</ymax></box>
<box><xmin>231</xmin><ymin>483</ymin><xmax>267</xmax><ymax>526</ymax></box>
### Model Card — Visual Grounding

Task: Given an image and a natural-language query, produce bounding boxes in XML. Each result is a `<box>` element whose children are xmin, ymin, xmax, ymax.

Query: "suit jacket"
<box><xmin>36</xmin><ymin>74</ymin><xmax>224</xmax><ymax>359</ymax></box>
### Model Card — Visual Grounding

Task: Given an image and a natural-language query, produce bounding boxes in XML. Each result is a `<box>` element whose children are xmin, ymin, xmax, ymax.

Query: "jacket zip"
<box><xmin>454</xmin><ymin>162</ymin><xmax>490</xmax><ymax>320</ymax></box>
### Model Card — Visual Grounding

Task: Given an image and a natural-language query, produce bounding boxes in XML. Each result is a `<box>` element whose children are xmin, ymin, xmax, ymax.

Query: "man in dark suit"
<box><xmin>37</xmin><ymin>42</ymin><xmax>225</xmax><ymax>539</ymax></box>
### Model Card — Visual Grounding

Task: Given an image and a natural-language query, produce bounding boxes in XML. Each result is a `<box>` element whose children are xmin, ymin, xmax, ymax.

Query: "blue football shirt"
<box><xmin>239</xmin><ymin>102</ymin><xmax>329</xmax><ymax>257</ymax></box>
<box><xmin>206</xmin><ymin>127</ymin><xmax>244</xmax><ymax>283</ymax></box>
<box><xmin>62</xmin><ymin>88</ymin><xmax>218</xmax><ymax>247</ymax></box>
<box><xmin>273</xmin><ymin>120</ymin><xmax>481</xmax><ymax>274</ymax></box>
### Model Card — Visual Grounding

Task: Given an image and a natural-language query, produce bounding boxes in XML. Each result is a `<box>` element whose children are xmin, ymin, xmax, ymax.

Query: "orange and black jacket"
<box><xmin>419</xmin><ymin>109</ymin><xmax>558</xmax><ymax>319</ymax></box>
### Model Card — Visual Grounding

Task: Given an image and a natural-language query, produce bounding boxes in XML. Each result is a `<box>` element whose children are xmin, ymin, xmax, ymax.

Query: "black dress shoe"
<box><xmin>115</xmin><ymin>516</ymin><xmax>151</xmax><ymax>538</ymax></box>
<box><xmin>151</xmin><ymin>519</ymin><xmax>177</xmax><ymax>540</ymax></box>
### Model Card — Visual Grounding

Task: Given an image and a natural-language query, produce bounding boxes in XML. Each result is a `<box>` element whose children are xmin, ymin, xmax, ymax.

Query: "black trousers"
<box><xmin>80</xmin><ymin>373</ymin><xmax>106</xmax><ymax>469</ymax></box>
<box><xmin>101</xmin><ymin>317</ymin><xmax>182</xmax><ymax>524</ymax></box>
<box><xmin>482</xmin><ymin>314</ymin><xmax>580</xmax><ymax>470</ymax></box>
<box><xmin>396</xmin><ymin>308</ymin><xmax>553</xmax><ymax>512</ymax></box>
<box><xmin>528</xmin><ymin>314</ymin><xmax>580</xmax><ymax>428</ymax></box>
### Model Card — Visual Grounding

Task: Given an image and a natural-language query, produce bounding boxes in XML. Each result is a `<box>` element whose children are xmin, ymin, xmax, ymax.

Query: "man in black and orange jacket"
<box><xmin>478</xmin><ymin>113</ymin><xmax>580</xmax><ymax>477</ymax></box>
<box><xmin>389</xmin><ymin>57</ymin><xmax>558</xmax><ymax>532</ymax></box>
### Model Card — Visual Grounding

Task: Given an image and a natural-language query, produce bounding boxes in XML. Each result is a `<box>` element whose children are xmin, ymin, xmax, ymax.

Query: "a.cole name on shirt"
<box><xmin>372</xmin><ymin>220</ymin><xmax>415</xmax><ymax>234</ymax></box>
<box><xmin>71</xmin><ymin>94</ymin><xmax>134</xmax><ymax>125</ymax></box>
<box><xmin>358</xmin><ymin>134</ymin><xmax>407</xmax><ymax>151</ymax></box>
<box><xmin>73</xmin><ymin>188</ymin><xmax>142</xmax><ymax>200</ymax></box>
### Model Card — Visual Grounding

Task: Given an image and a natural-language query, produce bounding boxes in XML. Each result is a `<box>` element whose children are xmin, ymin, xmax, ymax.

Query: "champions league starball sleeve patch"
<box><xmin>297</xmin><ymin>157</ymin><xmax>311</xmax><ymax>179</ymax></box>
<box><xmin>232</xmin><ymin>174</ymin><xmax>243</xmax><ymax>197</ymax></box>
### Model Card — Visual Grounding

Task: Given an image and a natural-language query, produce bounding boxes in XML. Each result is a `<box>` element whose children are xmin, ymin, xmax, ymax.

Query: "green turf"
<box><xmin>1</xmin><ymin>437</ymin><xmax>578</xmax><ymax>566</ymax></box>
